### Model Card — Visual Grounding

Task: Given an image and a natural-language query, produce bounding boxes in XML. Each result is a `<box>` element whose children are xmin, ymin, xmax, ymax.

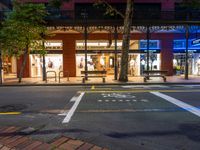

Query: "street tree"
<box><xmin>0</xmin><ymin>0</ymin><xmax>47</xmax><ymax>83</ymax></box>
<box><xmin>95</xmin><ymin>0</ymin><xmax>133</xmax><ymax>82</ymax></box>
<box><xmin>50</xmin><ymin>0</ymin><xmax>133</xmax><ymax>82</ymax></box>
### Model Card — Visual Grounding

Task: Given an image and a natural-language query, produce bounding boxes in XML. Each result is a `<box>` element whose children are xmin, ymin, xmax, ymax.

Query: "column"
<box><xmin>63</xmin><ymin>36</ymin><xmax>76</xmax><ymax>77</ymax></box>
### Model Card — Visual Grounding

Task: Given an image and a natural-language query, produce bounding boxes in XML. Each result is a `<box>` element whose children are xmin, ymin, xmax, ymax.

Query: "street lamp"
<box><xmin>81</xmin><ymin>9</ymin><xmax>88</xmax><ymax>80</ymax></box>
<box><xmin>40</xmin><ymin>32</ymin><xmax>47</xmax><ymax>81</ymax></box>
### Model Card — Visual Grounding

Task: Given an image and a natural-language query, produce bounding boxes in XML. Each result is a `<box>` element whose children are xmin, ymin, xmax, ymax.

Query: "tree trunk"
<box><xmin>42</xmin><ymin>54</ymin><xmax>46</xmax><ymax>81</ymax></box>
<box><xmin>18</xmin><ymin>46</ymin><xmax>29</xmax><ymax>83</ymax></box>
<box><xmin>119</xmin><ymin>0</ymin><xmax>133</xmax><ymax>82</ymax></box>
<box><xmin>0</xmin><ymin>50</ymin><xmax>3</xmax><ymax>84</ymax></box>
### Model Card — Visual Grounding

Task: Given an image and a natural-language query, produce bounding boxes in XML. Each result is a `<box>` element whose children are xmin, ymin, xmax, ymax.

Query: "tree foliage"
<box><xmin>181</xmin><ymin>0</ymin><xmax>200</xmax><ymax>9</ymax></box>
<box><xmin>0</xmin><ymin>0</ymin><xmax>47</xmax><ymax>56</ymax></box>
<box><xmin>0</xmin><ymin>0</ymin><xmax>48</xmax><ymax>82</ymax></box>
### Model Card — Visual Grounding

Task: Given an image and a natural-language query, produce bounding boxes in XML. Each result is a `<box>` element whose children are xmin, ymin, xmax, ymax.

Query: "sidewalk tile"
<box><xmin>14</xmin><ymin>139</ymin><xmax>34</xmax><ymax>150</ymax></box>
<box><xmin>0</xmin><ymin>127</ymin><xmax>20</xmax><ymax>141</ymax></box>
<box><xmin>21</xmin><ymin>141</ymin><xmax>43</xmax><ymax>150</ymax></box>
<box><xmin>50</xmin><ymin>137</ymin><xmax>69</xmax><ymax>147</ymax></box>
<box><xmin>90</xmin><ymin>146</ymin><xmax>102</xmax><ymax>150</ymax></box>
<box><xmin>0</xmin><ymin>146</ymin><xmax>10</xmax><ymax>150</ymax></box>
<box><xmin>77</xmin><ymin>143</ymin><xmax>93</xmax><ymax>150</ymax></box>
<box><xmin>32</xmin><ymin>143</ymin><xmax>52</xmax><ymax>150</ymax></box>
<box><xmin>6</xmin><ymin>137</ymin><xmax>29</xmax><ymax>149</ymax></box>
<box><xmin>59</xmin><ymin>139</ymin><xmax>84</xmax><ymax>150</ymax></box>
<box><xmin>2</xmin><ymin>136</ymin><xmax>22</xmax><ymax>145</ymax></box>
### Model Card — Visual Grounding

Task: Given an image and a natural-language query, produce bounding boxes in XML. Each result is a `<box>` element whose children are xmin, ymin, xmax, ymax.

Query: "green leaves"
<box><xmin>181</xmin><ymin>0</ymin><xmax>200</xmax><ymax>9</ymax></box>
<box><xmin>0</xmin><ymin>0</ymin><xmax>48</xmax><ymax>57</ymax></box>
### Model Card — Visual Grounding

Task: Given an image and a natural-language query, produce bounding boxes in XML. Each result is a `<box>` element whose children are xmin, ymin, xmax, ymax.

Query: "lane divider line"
<box><xmin>62</xmin><ymin>92</ymin><xmax>85</xmax><ymax>123</ymax></box>
<box><xmin>151</xmin><ymin>92</ymin><xmax>200</xmax><ymax>118</ymax></box>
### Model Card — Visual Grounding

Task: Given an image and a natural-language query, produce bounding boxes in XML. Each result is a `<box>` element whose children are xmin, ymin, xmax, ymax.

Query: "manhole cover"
<box><xmin>0</xmin><ymin>104</ymin><xmax>27</xmax><ymax>112</ymax></box>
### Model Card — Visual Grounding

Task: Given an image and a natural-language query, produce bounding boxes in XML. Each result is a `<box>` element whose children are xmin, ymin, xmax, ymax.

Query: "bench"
<box><xmin>81</xmin><ymin>70</ymin><xmax>107</xmax><ymax>83</ymax></box>
<box><xmin>143</xmin><ymin>70</ymin><xmax>168</xmax><ymax>82</ymax></box>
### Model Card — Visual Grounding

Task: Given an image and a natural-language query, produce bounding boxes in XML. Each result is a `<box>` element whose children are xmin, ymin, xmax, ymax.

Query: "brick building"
<box><xmin>3</xmin><ymin>0</ymin><xmax>200</xmax><ymax>79</ymax></box>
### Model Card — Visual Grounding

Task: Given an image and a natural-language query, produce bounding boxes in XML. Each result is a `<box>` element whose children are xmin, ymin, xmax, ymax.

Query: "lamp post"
<box><xmin>42</xmin><ymin>41</ymin><xmax>46</xmax><ymax>81</ymax></box>
<box><xmin>146</xmin><ymin>26</ymin><xmax>150</xmax><ymax>72</ymax></box>
<box><xmin>81</xmin><ymin>10</ymin><xmax>88</xmax><ymax>80</ymax></box>
<box><xmin>185</xmin><ymin>24</ymin><xmax>189</xmax><ymax>80</ymax></box>
<box><xmin>40</xmin><ymin>33</ymin><xmax>46</xmax><ymax>81</ymax></box>
<box><xmin>114</xmin><ymin>26</ymin><xmax>118</xmax><ymax>80</ymax></box>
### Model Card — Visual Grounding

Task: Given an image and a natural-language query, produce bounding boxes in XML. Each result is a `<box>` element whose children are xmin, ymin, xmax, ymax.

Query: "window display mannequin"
<box><xmin>47</xmin><ymin>58</ymin><xmax>53</xmax><ymax>69</ymax></box>
<box><xmin>87</xmin><ymin>61</ymin><xmax>94</xmax><ymax>71</ymax></box>
<box><xmin>197</xmin><ymin>57</ymin><xmax>200</xmax><ymax>75</ymax></box>
<box><xmin>130</xmin><ymin>59</ymin><xmax>135</xmax><ymax>76</ymax></box>
<box><xmin>141</xmin><ymin>59</ymin><xmax>145</xmax><ymax>74</ymax></box>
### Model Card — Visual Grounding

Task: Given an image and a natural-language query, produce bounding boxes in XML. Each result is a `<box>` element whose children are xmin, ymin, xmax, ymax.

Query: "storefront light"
<box><xmin>45</xmin><ymin>42</ymin><xmax>62</xmax><ymax>47</ymax></box>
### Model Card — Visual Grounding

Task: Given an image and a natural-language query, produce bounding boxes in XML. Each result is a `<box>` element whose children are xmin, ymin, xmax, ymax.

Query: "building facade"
<box><xmin>3</xmin><ymin>0</ymin><xmax>200</xmax><ymax>79</ymax></box>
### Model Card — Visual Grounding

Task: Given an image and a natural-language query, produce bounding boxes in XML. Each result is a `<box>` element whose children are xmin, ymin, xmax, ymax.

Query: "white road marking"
<box><xmin>141</xmin><ymin>99</ymin><xmax>148</xmax><ymax>102</ymax></box>
<box><xmin>112</xmin><ymin>100</ymin><xmax>116</xmax><ymax>102</ymax></box>
<box><xmin>119</xmin><ymin>100</ymin><xmax>123</xmax><ymax>102</ymax></box>
<box><xmin>126</xmin><ymin>100</ymin><xmax>130</xmax><ymax>102</ymax></box>
<box><xmin>62</xmin><ymin>92</ymin><xmax>85</xmax><ymax>123</ymax></box>
<box><xmin>132</xmin><ymin>100</ymin><xmax>137</xmax><ymax>102</ymax></box>
<box><xmin>101</xmin><ymin>93</ymin><xmax>135</xmax><ymax>98</ymax></box>
<box><xmin>151</xmin><ymin>92</ymin><xmax>200</xmax><ymax>118</ymax></box>
<box><xmin>98</xmin><ymin>100</ymin><xmax>102</xmax><ymax>102</ymax></box>
<box><xmin>70</xmin><ymin>92</ymin><xmax>82</xmax><ymax>102</ymax></box>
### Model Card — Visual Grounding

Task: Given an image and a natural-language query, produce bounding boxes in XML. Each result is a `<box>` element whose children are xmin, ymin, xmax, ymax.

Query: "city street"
<box><xmin>0</xmin><ymin>85</ymin><xmax>200</xmax><ymax>150</ymax></box>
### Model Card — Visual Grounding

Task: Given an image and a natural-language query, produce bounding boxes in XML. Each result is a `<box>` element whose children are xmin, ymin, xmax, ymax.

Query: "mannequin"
<box><xmin>130</xmin><ymin>59</ymin><xmax>135</xmax><ymax>76</ymax></box>
<box><xmin>197</xmin><ymin>57</ymin><xmax>200</xmax><ymax>75</ymax></box>
<box><xmin>141</xmin><ymin>59</ymin><xmax>145</xmax><ymax>74</ymax></box>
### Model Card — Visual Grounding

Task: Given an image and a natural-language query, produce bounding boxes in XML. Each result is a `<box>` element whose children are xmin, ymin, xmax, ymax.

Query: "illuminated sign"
<box><xmin>140</xmin><ymin>40</ymin><xmax>160</xmax><ymax>50</ymax></box>
<box><xmin>192</xmin><ymin>39</ymin><xmax>200</xmax><ymax>46</ymax></box>
<box><xmin>174</xmin><ymin>39</ymin><xmax>200</xmax><ymax>53</ymax></box>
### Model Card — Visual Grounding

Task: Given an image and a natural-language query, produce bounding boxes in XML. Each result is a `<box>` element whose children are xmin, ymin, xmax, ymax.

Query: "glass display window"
<box><xmin>30</xmin><ymin>54</ymin><xmax>63</xmax><ymax>77</ymax></box>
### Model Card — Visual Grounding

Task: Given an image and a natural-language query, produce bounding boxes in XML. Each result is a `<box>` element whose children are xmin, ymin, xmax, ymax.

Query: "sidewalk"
<box><xmin>0</xmin><ymin>126</ymin><xmax>108</xmax><ymax>150</ymax></box>
<box><xmin>2</xmin><ymin>74</ymin><xmax>200</xmax><ymax>85</ymax></box>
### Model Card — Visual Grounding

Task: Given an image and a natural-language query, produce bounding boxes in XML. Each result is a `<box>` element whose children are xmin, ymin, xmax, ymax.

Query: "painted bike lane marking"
<box><xmin>151</xmin><ymin>92</ymin><xmax>200</xmax><ymax>118</ymax></box>
<box><xmin>61</xmin><ymin>92</ymin><xmax>85</xmax><ymax>123</ymax></box>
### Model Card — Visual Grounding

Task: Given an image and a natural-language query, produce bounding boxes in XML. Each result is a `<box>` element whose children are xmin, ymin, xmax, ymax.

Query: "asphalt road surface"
<box><xmin>0</xmin><ymin>85</ymin><xmax>200</xmax><ymax>150</ymax></box>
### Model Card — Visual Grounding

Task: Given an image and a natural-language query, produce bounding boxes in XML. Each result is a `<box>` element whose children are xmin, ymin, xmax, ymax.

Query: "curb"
<box><xmin>1</xmin><ymin>82</ymin><xmax>200</xmax><ymax>86</ymax></box>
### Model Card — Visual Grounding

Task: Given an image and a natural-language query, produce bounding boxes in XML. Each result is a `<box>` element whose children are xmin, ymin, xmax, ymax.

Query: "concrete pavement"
<box><xmin>2</xmin><ymin>74</ymin><xmax>200</xmax><ymax>86</ymax></box>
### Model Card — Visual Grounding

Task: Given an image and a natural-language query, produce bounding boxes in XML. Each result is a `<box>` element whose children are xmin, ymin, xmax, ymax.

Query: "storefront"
<box><xmin>2</xmin><ymin>56</ymin><xmax>17</xmax><ymax>75</ymax></box>
<box><xmin>75</xmin><ymin>39</ymin><xmax>161</xmax><ymax>77</ymax></box>
<box><xmin>139</xmin><ymin>40</ymin><xmax>161</xmax><ymax>75</ymax></box>
<box><xmin>30</xmin><ymin>40</ymin><xmax>63</xmax><ymax>77</ymax></box>
<box><xmin>173</xmin><ymin>39</ymin><xmax>200</xmax><ymax>76</ymax></box>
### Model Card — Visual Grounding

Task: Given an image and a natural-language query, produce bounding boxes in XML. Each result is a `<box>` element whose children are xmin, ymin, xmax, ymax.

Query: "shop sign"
<box><xmin>140</xmin><ymin>40</ymin><xmax>160</xmax><ymax>50</ymax></box>
<box><xmin>141</xmin><ymin>49</ymin><xmax>160</xmax><ymax>53</ymax></box>
<box><xmin>192</xmin><ymin>39</ymin><xmax>200</xmax><ymax>46</ymax></box>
